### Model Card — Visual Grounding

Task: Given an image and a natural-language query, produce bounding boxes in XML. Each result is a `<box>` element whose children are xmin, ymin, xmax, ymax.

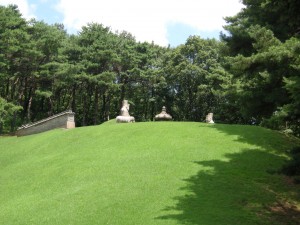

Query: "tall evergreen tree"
<box><xmin>222</xmin><ymin>0</ymin><xmax>300</xmax><ymax>134</ymax></box>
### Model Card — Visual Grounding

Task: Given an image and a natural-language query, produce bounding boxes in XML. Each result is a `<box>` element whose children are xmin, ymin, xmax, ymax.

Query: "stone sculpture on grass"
<box><xmin>155</xmin><ymin>106</ymin><xmax>172</xmax><ymax>121</ymax></box>
<box><xmin>116</xmin><ymin>100</ymin><xmax>135</xmax><ymax>123</ymax></box>
<box><xmin>206</xmin><ymin>113</ymin><xmax>214</xmax><ymax>123</ymax></box>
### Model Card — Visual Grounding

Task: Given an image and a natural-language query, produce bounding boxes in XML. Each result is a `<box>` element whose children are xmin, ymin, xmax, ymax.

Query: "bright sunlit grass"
<box><xmin>0</xmin><ymin>122</ymin><xmax>299</xmax><ymax>225</ymax></box>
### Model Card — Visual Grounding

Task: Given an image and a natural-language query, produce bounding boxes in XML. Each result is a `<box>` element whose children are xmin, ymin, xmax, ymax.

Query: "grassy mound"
<box><xmin>1</xmin><ymin>122</ymin><xmax>299</xmax><ymax>225</ymax></box>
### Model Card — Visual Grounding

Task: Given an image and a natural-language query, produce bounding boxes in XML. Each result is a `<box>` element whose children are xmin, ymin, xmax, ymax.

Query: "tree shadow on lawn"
<box><xmin>206</xmin><ymin>124</ymin><xmax>300</xmax><ymax>154</ymax></box>
<box><xmin>157</xmin><ymin>124</ymin><xmax>300</xmax><ymax>225</ymax></box>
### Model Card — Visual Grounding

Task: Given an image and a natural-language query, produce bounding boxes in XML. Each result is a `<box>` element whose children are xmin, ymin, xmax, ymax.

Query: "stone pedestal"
<box><xmin>116</xmin><ymin>100</ymin><xmax>135</xmax><ymax>123</ymax></box>
<box><xmin>205</xmin><ymin>113</ymin><xmax>214</xmax><ymax>123</ymax></box>
<box><xmin>155</xmin><ymin>106</ymin><xmax>172</xmax><ymax>121</ymax></box>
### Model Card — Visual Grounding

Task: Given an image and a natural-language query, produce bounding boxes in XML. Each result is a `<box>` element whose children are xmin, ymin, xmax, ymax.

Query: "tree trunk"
<box><xmin>151</xmin><ymin>87</ymin><xmax>155</xmax><ymax>121</ymax></box>
<box><xmin>120</xmin><ymin>84</ymin><xmax>125</xmax><ymax>106</ymax></box>
<box><xmin>40</xmin><ymin>98</ymin><xmax>45</xmax><ymax>114</ymax></box>
<box><xmin>27</xmin><ymin>96</ymin><xmax>33</xmax><ymax>122</ymax></box>
<box><xmin>119</xmin><ymin>76</ymin><xmax>127</xmax><ymax>108</ymax></box>
<box><xmin>62</xmin><ymin>90</ymin><xmax>67</xmax><ymax>110</ymax></box>
<box><xmin>6</xmin><ymin>78</ymin><xmax>10</xmax><ymax>99</ymax></box>
<box><xmin>10</xmin><ymin>112</ymin><xmax>17</xmax><ymax>133</ymax></box>
<box><xmin>71</xmin><ymin>84</ymin><xmax>76</xmax><ymax>112</ymax></box>
<box><xmin>22</xmin><ymin>78</ymin><xmax>29</xmax><ymax>120</ymax></box>
<box><xmin>17</xmin><ymin>78</ymin><xmax>24</xmax><ymax>105</ymax></box>
<box><xmin>106</xmin><ymin>95</ymin><xmax>111</xmax><ymax>121</ymax></box>
<box><xmin>101</xmin><ymin>92</ymin><xmax>106</xmax><ymax>122</ymax></box>
<box><xmin>102</xmin><ymin>92</ymin><xmax>111</xmax><ymax>122</ymax></box>
<box><xmin>93</xmin><ymin>88</ymin><xmax>99</xmax><ymax>125</ymax></box>
<box><xmin>82</xmin><ymin>93</ymin><xmax>87</xmax><ymax>126</ymax></box>
<box><xmin>10</xmin><ymin>78</ymin><xmax>15</xmax><ymax>102</ymax></box>
<box><xmin>49</xmin><ymin>97</ymin><xmax>54</xmax><ymax>116</ymax></box>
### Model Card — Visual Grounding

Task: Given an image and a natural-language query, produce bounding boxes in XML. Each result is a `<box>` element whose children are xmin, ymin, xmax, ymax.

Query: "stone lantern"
<box><xmin>155</xmin><ymin>106</ymin><xmax>172</xmax><ymax>121</ymax></box>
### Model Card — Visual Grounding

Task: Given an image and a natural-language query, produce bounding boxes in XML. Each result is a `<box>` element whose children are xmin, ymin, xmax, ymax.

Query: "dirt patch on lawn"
<box><xmin>267</xmin><ymin>200</ymin><xmax>300</xmax><ymax>225</ymax></box>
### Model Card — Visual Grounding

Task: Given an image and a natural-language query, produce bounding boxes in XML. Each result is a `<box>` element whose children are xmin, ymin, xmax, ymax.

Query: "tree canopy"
<box><xmin>222</xmin><ymin>0</ymin><xmax>300</xmax><ymax>135</ymax></box>
<box><xmin>0</xmin><ymin>2</ymin><xmax>299</xmax><ymax>136</ymax></box>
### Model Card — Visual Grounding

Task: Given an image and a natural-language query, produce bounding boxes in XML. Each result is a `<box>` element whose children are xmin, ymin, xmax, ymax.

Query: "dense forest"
<box><xmin>0</xmin><ymin>0</ymin><xmax>299</xmax><ymax>136</ymax></box>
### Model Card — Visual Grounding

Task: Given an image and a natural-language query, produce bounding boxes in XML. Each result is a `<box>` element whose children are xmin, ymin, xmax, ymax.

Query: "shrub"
<box><xmin>281</xmin><ymin>146</ymin><xmax>300</xmax><ymax>183</ymax></box>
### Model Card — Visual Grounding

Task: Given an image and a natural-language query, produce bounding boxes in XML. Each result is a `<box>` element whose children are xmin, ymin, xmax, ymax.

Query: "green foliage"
<box><xmin>0</xmin><ymin>97</ymin><xmax>22</xmax><ymax>133</ymax></box>
<box><xmin>222</xmin><ymin>0</ymin><xmax>300</xmax><ymax>55</ymax></box>
<box><xmin>224</xmin><ymin>23</ymin><xmax>300</xmax><ymax>133</ymax></box>
<box><xmin>1</xmin><ymin>2</ymin><xmax>300</xmax><ymax>136</ymax></box>
<box><xmin>260</xmin><ymin>108</ymin><xmax>288</xmax><ymax>130</ymax></box>
<box><xmin>281</xmin><ymin>146</ymin><xmax>300</xmax><ymax>183</ymax></box>
<box><xmin>240</xmin><ymin>0</ymin><xmax>300</xmax><ymax>40</ymax></box>
<box><xmin>162</xmin><ymin>36</ymin><xmax>230</xmax><ymax>121</ymax></box>
<box><xmin>1</xmin><ymin>4</ymin><xmax>235</xmax><ymax>130</ymax></box>
<box><xmin>222</xmin><ymin>0</ymin><xmax>300</xmax><ymax>135</ymax></box>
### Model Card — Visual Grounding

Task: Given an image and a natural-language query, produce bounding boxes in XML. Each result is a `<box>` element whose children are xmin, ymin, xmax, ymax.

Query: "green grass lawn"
<box><xmin>0</xmin><ymin>121</ymin><xmax>300</xmax><ymax>225</ymax></box>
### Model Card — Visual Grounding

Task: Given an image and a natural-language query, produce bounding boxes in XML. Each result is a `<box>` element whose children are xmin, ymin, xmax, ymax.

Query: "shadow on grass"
<box><xmin>205</xmin><ymin>124</ymin><xmax>300</xmax><ymax>153</ymax></box>
<box><xmin>157</xmin><ymin>149</ymin><xmax>300</xmax><ymax>225</ymax></box>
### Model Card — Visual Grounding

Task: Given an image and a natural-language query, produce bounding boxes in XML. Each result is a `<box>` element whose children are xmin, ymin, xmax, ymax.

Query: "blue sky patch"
<box><xmin>166</xmin><ymin>22</ymin><xmax>221</xmax><ymax>47</ymax></box>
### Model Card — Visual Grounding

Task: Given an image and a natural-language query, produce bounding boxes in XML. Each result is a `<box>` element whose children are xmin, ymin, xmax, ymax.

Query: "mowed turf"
<box><xmin>0</xmin><ymin>121</ymin><xmax>299</xmax><ymax>225</ymax></box>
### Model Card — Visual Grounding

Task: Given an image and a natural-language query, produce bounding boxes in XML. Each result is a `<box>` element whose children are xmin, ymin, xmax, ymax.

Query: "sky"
<box><xmin>0</xmin><ymin>0</ymin><xmax>244</xmax><ymax>46</ymax></box>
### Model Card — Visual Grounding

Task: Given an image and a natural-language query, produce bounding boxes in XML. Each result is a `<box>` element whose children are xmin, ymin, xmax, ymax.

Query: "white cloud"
<box><xmin>0</xmin><ymin>0</ymin><xmax>36</xmax><ymax>19</ymax></box>
<box><xmin>56</xmin><ymin>0</ymin><xmax>244</xmax><ymax>46</ymax></box>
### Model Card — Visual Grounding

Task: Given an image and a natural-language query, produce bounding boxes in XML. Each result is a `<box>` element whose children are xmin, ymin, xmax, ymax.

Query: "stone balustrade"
<box><xmin>16</xmin><ymin>110</ymin><xmax>75</xmax><ymax>136</ymax></box>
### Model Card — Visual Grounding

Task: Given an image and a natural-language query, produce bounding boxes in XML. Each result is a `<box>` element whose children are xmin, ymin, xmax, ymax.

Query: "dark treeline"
<box><xmin>0</xmin><ymin>0</ymin><xmax>300</xmax><ymax>136</ymax></box>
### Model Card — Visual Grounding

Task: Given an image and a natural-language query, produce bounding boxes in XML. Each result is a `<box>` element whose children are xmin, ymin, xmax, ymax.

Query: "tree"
<box><xmin>162</xmin><ymin>36</ymin><xmax>229</xmax><ymax>121</ymax></box>
<box><xmin>222</xmin><ymin>0</ymin><xmax>300</xmax><ymax>56</ymax></box>
<box><xmin>0</xmin><ymin>4</ymin><xmax>235</xmax><ymax>133</ymax></box>
<box><xmin>224</xmin><ymin>25</ymin><xmax>300</xmax><ymax>133</ymax></box>
<box><xmin>0</xmin><ymin>97</ymin><xmax>22</xmax><ymax>134</ymax></box>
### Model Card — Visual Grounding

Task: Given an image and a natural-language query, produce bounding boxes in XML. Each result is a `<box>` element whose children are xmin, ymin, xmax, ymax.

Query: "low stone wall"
<box><xmin>16</xmin><ymin>110</ymin><xmax>75</xmax><ymax>136</ymax></box>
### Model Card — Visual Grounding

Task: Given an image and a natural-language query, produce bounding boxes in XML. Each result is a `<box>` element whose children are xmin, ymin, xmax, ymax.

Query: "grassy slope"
<box><xmin>0</xmin><ymin>121</ymin><xmax>299</xmax><ymax>225</ymax></box>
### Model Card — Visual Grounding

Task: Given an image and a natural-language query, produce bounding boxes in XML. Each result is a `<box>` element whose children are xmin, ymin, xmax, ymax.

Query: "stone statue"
<box><xmin>120</xmin><ymin>100</ymin><xmax>130</xmax><ymax>116</ymax></box>
<box><xmin>155</xmin><ymin>106</ymin><xmax>172</xmax><ymax>121</ymax></box>
<box><xmin>205</xmin><ymin>113</ymin><xmax>214</xmax><ymax>123</ymax></box>
<box><xmin>116</xmin><ymin>100</ymin><xmax>135</xmax><ymax>123</ymax></box>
